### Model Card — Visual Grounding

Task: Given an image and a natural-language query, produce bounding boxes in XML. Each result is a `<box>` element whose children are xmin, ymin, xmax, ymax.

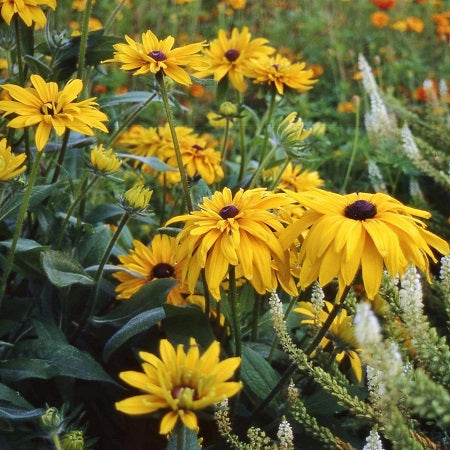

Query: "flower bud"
<box><xmin>90</xmin><ymin>144</ymin><xmax>122</xmax><ymax>174</ymax></box>
<box><xmin>121</xmin><ymin>185</ymin><xmax>153</xmax><ymax>213</ymax></box>
<box><xmin>219</xmin><ymin>101</ymin><xmax>238</xmax><ymax>117</ymax></box>
<box><xmin>39</xmin><ymin>407</ymin><xmax>63</xmax><ymax>433</ymax></box>
<box><xmin>310</xmin><ymin>121</ymin><xmax>326</xmax><ymax>137</ymax></box>
<box><xmin>61</xmin><ymin>430</ymin><xmax>84</xmax><ymax>450</ymax></box>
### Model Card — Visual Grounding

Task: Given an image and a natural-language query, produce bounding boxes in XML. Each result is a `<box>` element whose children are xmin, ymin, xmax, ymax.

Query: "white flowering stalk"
<box><xmin>362</xmin><ymin>428</ymin><xmax>384</xmax><ymax>450</ymax></box>
<box><xmin>277</xmin><ymin>418</ymin><xmax>294</xmax><ymax>450</ymax></box>
<box><xmin>422</xmin><ymin>79</ymin><xmax>438</xmax><ymax>103</ymax></box>
<box><xmin>398</xmin><ymin>265</ymin><xmax>423</xmax><ymax>325</ymax></box>
<box><xmin>310</xmin><ymin>282</ymin><xmax>325</xmax><ymax>315</ymax></box>
<box><xmin>358</xmin><ymin>54</ymin><xmax>378</xmax><ymax>96</ymax></box>
<box><xmin>366</xmin><ymin>365</ymin><xmax>386</xmax><ymax>406</ymax></box>
<box><xmin>368</xmin><ymin>160</ymin><xmax>387</xmax><ymax>193</ymax></box>
<box><xmin>409</xmin><ymin>177</ymin><xmax>425</xmax><ymax>203</ymax></box>
<box><xmin>440</xmin><ymin>255</ymin><xmax>450</xmax><ymax>299</ymax></box>
<box><xmin>438</xmin><ymin>79</ymin><xmax>448</xmax><ymax>104</ymax></box>
<box><xmin>354</xmin><ymin>302</ymin><xmax>382</xmax><ymax>357</ymax></box>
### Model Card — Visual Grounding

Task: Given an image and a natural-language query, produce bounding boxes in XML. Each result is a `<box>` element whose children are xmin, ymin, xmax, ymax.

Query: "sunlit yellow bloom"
<box><xmin>90</xmin><ymin>144</ymin><xmax>122</xmax><ymax>174</ymax></box>
<box><xmin>121</xmin><ymin>185</ymin><xmax>152</xmax><ymax>212</ymax></box>
<box><xmin>207</xmin><ymin>112</ymin><xmax>227</xmax><ymax>129</ymax></box>
<box><xmin>113</xmin><ymin>235</ymin><xmax>189</xmax><ymax>305</ymax></box>
<box><xmin>104</xmin><ymin>30</ymin><xmax>206</xmax><ymax>85</ymax></box>
<box><xmin>295</xmin><ymin>300</ymin><xmax>362</xmax><ymax>382</ymax></box>
<box><xmin>69</xmin><ymin>17</ymin><xmax>103</xmax><ymax>36</ymax></box>
<box><xmin>166</xmin><ymin>187</ymin><xmax>294</xmax><ymax>300</ymax></box>
<box><xmin>248</xmin><ymin>53</ymin><xmax>317</xmax><ymax>95</ymax></box>
<box><xmin>195</xmin><ymin>26</ymin><xmax>275</xmax><ymax>93</ymax></box>
<box><xmin>0</xmin><ymin>138</ymin><xmax>26</xmax><ymax>181</ymax></box>
<box><xmin>265</xmin><ymin>163</ymin><xmax>323</xmax><ymax>193</ymax></box>
<box><xmin>0</xmin><ymin>0</ymin><xmax>56</xmax><ymax>29</ymax></box>
<box><xmin>280</xmin><ymin>190</ymin><xmax>449</xmax><ymax>299</ymax></box>
<box><xmin>0</xmin><ymin>75</ymin><xmax>108</xmax><ymax>151</ymax></box>
<box><xmin>116</xmin><ymin>338</ymin><xmax>242</xmax><ymax>435</ymax></box>
<box><xmin>226</xmin><ymin>0</ymin><xmax>246</xmax><ymax>8</ymax></box>
<box><xmin>72</xmin><ymin>0</ymin><xmax>96</xmax><ymax>11</ymax></box>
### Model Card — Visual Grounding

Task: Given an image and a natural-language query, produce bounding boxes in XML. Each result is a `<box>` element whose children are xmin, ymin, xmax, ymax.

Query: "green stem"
<box><xmin>220</xmin><ymin>119</ymin><xmax>231</xmax><ymax>174</ymax></box>
<box><xmin>176</xmin><ymin>422</ymin><xmax>186</xmax><ymax>450</ymax></box>
<box><xmin>251</xmin><ymin>293</ymin><xmax>261</xmax><ymax>341</ymax></box>
<box><xmin>103</xmin><ymin>0</ymin><xmax>127</xmax><ymax>34</ymax></box>
<box><xmin>71</xmin><ymin>212</ymin><xmax>130</xmax><ymax>342</ymax></box>
<box><xmin>249</xmin><ymin>145</ymin><xmax>279</xmax><ymax>188</ymax></box>
<box><xmin>341</xmin><ymin>101</ymin><xmax>360</xmax><ymax>193</ymax></box>
<box><xmin>259</xmin><ymin>87</ymin><xmax>277</xmax><ymax>165</ymax></box>
<box><xmin>51</xmin><ymin>433</ymin><xmax>63</xmax><ymax>450</ymax></box>
<box><xmin>50</xmin><ymin>129</ymin><xmax>71</xmax><ymax>185</ymax></box>
<box><xmin>228</xmin><ymin>266</ymin><xmax>241</xmax><ymax>359</ymax></box>
<box><xmin>55</xmin><ymin>175</ymin><xmax>98</xmax><ymax>249</ymax></box>
<box><xmin>0</xmin><ymin>150</ymin><xmax>43</xmax><ymax>306</ymax></box>
<box><xmin>77</xmin><ymin>0</ymin><xmax>94</xmax><ymax>81</ymax></box>
<box><xmin>156</xmin><ymin>73</ymin><xmax>193</xmax><ymax>212</ymax></box>
<box><xmin>237</xmin><ymin>92</ymin><xmax>247</xmax><ymax>182</ymax></box>
<box><xmin>270</xmin><ymin>158</ymin><xmax>290</xmax><ymax>191</ymax></box>
<box><xmin>201</xmin><ymin>269</ymin><xmax>211</xmax><ymax>318</ymax></box>
<box><xmin>13</xmin><ymin>17</ymin><xmax>25</xmax><ymax>85</ymax></box>
<box><xmin>106</xmin><ymin>93</ymin><xmax>157</xmax><ymax>147</ymax></box>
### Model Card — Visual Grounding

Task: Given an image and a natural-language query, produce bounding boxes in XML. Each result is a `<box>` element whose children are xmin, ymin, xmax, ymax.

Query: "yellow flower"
<box><xmin>267</xmin><ymin>162</ymin><xmax>323</xmax><ymax>193</ymax></box>
<box><xmin>115</xmin><ymin>338</ymin><xmax>242</xmax><ymax>435</ymax></box>
<box><xmin>166</xmin><ymin>187</ymin><xmax>294</xmax><ymax>300</ymax></box>
<box><xmin>277</xmin><ymin>112</ymin><xmax>311</xmax><ymax>145</ymax></box>
<box><xmin>121</xmin><ymin>185</ymin><xmax>152</xmax><ymax>212</ymax></box>
<box><xmin>104</xmin><ymin>30</ymin><xmax>206</xmax><ymax>86</ymax></box>
<box><xmin>89</xmin><ymin>144</ymin><xmax>122</xmax><ymax>174</ymax></box>
<box><xmin>247</xmin><ymin>53</ymin><xmax>317</xmax><ymax>95</ymax></box>
<box><xmin>280</xmin><ymin>190</ymin><xmax>449</xmax><ymax>299</ymax></box>
<box><xmin>0</xmin><ymin>138</ymin><xmax>26</xmax><ymax>181</ymax></box>
<box><xmin>72</xmin><ymin>0</ymin><xmax>96</xmax><ymax>11</ymax></box>
<box><xmin>0</xmin><ymin>0</ymin><xmax>56</xmax><ymax>29</ymax></box>
<box><xmin>207</xmin><ymin>111</ymin><xmax>228</xmax><ymax>129</ymax></box>
<box><xmin>195</xmin><ymin>26</ymin><xmax>275</xmax><ymax>93</ymax></box>
<box><xmin>295</xmin><ymin>300</ymin><xmax>362</xmax><ymax>382</ymax></box>
<box><xmin>113</xmin><ymin>235</ymin><xmax>189</xmax><ymax>305</ymax></box>
<box><xmin>0</xmin><ymin>75</ymin><xmax>108</xmax><ymax>151</ymax></box>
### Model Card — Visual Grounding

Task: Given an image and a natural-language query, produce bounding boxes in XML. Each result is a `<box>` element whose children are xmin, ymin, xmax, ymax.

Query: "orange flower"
<box><xmin>406</xmin><ymin>16</ymin><xmax>425</xmax><ymax>33</ymax></box>
<box><xmin>370</xmin><ymin>11</ymin><xmax>390</xmax><ymax>28</ymax></box>
<box><xmin>337</xmin><ymin>101</ymin><xmax>355</xmax><ymax>113</ymax></box>
<box><xmin>370</xmin><ymin>0</ymin><xmax>395</xmax><ymax>10</ymax></box>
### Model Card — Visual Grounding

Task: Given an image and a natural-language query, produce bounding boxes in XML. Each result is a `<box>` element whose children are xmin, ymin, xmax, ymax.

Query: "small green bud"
<box><xmin>310</xmin><ymin>121</ymin><xmax>326</xmax><ymax>137</ymax></box>
<box><xmin>39</xmin><ymin>407</ymin><xmax>63</xmax><ymax>433</ymax></box>
<box><xmin>219</xmin><ymin>101</ymin><xmax>238</xmax><ymax>117</ymax></box>
<box><xmin>61</xmin><ymin>430</ymin><xmax>84</xmax><ymax>450</ymax></box>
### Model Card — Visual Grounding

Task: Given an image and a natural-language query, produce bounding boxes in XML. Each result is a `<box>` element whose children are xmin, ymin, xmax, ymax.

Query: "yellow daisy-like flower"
<box><xmin>295</xmin><ymin>300</ymin><xmax>362</xmax><ymax>382</ymax></box>
<box><xmin>113</xmin><ymin>235</ymin><xmax>189</xmax><ymax>305</ymax></box>
<box><xmin>265</xmin><ymin>162</ymin><xmax>323</xmax><ymax>193</ymax></box>
<box><xmin>0</xmin><ymin>0</ymin><xmax>56</xmax><ymax>29</ymax></box>
<box><xmin>280</xmin><ymin>189</ymin><xmax>450</xmax><ymax>299</ymax></box>
<box><xmin>90</xmin><ymin>144</ymin><xmax>122</xmax><ymax>174</ymax></box>
<box><xmin>195</xmin><ymin>26</ymin><xmax>275</xmax><ymax>93</ymax></box>
<box><xmin>247</xmin><ymin>53</ymin><xmax>317</xmax><ymax>95</ymax></box>
<box><xmin>120</xmin><ymin>185</ymin><xmax>152</xmax><ymax>213</ymax></box>
<box><xmin>0</xmin><ymin>75</ymin><xmax>109</xmax><ymax>152</ymax></box>
<box><xmin>115</xmin><ymin>338</ymin><xmax>242</xmax><ymax>435</ymax></box>
<box><xmin>104</xmin><ymin>30</ymin><xmax>206</xmax><ymax>86</ymax></box>
<box><xmin>166</xmin><ymin>187</ymin><xmax>294</xmax><ymax>300</ymax></box>
<box><xmin>0</xmin><ymin>138</ymin><xmax>26</xmax><ymax>181</ymax></box>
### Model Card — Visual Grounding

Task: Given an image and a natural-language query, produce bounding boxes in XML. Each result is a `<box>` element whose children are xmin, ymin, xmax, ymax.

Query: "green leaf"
<box><xmin>14</xmin><ymin>340</ymin><xmax>115</xmax><ymax>384</ymax></box>
<box><xmin>103</xmin><ymin>307</ymin><xmax>166</xmax><ymax>361</ymax></box>
<box><xmin>32</xmin><ymin>318</ymin><xmax>67</xmax><ymax>343</ymax></box>
<box><xmin>0</xmin><ymin>407</ymin><xmax>44</xmax><ymax>421</ymax></box>
<box><xmin>85</xmin><ymin>204</ymin><xmax>125</xmax><ymax>223</ymax></box>
<box><xmin>41</xmin><ymin>250</ymin><xmax>94</xmax><ymax>287</ymax></box>
<box><xmin>0</xmin><ymin>382</ymin><xmax>34</xmax><ymax>409</ymax></box>
<box><xmin>117</xmin><ymin>154</ymin><xmax>177</xmax><ymax>172</ymax></box>
<box><xmin>99</xmin><ymin>91</ymin><xmax>159</xmax><ymax>108</ymax></box>
<box><xmin>241</xmin><ymin>344</ymin><xmax>281</xmax><ymax>406</ymax></box>
<box><xmin>23</xmin><ymin>55</ymin><xmax>51</xmax><ymax>78</ymax></box>
<box><xmin>0</xmin><ymin>238</ymin><xmax>46</xmax><ymax>253</ymax></box>
<box><xmin>93</xmin><ymin>278</ymin><xmax>177</xmax><ymax>324</ymax></box>
<box><xmin>191</xmin><ymin>179</ymin><xmax>212</xmax><ymax>209</ymax></box>
<box><xmin>166</xmin><ymin>423</ymin><xmax>201</xmax><ymax>450</ymax></box>
<box><xmin>0</xmin><ymin>359</ymin><xmax>59</xmax><ymax>382</ymax></box>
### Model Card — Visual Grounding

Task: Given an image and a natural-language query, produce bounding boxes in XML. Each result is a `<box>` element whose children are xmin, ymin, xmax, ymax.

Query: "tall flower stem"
<box><xmin>258</xmin><ymin>87</ymin><xmax>277</xmax><ymax>165</ymax></box>
<box><xmin>71</xmin><ymin>212</ymin><xmax>130</xmax><ymax>342</ymax></box>
<box><xmin>0</xmin><ymin>151</ymin><xmax>43</xmax><ymax>305</ymax></box>
<box><xmin>251</xmin><ymin>294</ymin><xmax>261</xmax><ymax>341</ymax></box>
<box><xmin>104</xmin><ymin>0</ymin><xmax>127</xmax><ymax>34</ymax></box>
<box><xmin>248</xmin><ymin>145</ymin><xmax>279</xmax><ymax>188</ymax></box>
<box><xmin>55</xmin><ymin>175</ymin><xmax>99</xmax><ymax>249</ymax></box>
<box><xmin>341</xmin><ymin>100</ymin><xmax>360</xmax><ymax>193</ymax></box>
<box><xmin>253</xmin><ymin>286</ymin><xmax>350</xmax><ymax>415</ymax></box>
<box><xmin>50</xmin><ymin>433</ymin><xmax>63</xmax><ymax>450</ymax></box>
<box><xmin>156</xmin><ymin>73</ymin><xmax>193</xmax><ymax>212</ymax></box>
<box><xmin>237</xmin><ymin>92</ymin><xmax>247</xmax><ymax>182</ymax></box>
<box><xmin>77</xmin><ymin>0</ymin><xmax>94</xmax><ymax>82</ymax></box>
<box><xmin>50</xmin><ymin>129</ymin><xmax>71</xmax><ymax>184</ymax></box>
<box><xmin>13</xmin><ymin>17</ymin><xmax>25</xmax><ymax>85</ymax></box>
<box><xmin>220</xmin><ymin>119</ymin><xmax>231</xmax><ymax>175</ymax></box>
<box><xmin>228</xmin><ymin>266</ymin><xmax>241</xmax><ymax>359</ymax></box>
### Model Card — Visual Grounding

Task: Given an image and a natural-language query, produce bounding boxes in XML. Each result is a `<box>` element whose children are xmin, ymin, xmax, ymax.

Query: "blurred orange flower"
<box><xmin>370</xmin><ymin>11</ymin><xmax>390</xmax><ymax>28</ymax></box>
<box><xmin>370</xmin><ymin>0</ymin><xmax>395</xmax><ymax>10</ymax></box>
<box><xmin>406</xmin><ymin>16</ymin><xmax>424</xmax><ymax>33</ymax></box>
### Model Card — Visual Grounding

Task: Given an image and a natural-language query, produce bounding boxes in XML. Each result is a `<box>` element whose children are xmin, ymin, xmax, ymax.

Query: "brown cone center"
<box><xmin>344</xmin><ymin>200</ymin><xmax>377</xmax><ymax>220</ymax></box>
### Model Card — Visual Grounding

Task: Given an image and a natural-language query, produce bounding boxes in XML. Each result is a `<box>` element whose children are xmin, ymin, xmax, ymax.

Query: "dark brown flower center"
<box><xmin>344</xmin><ymin>200</ymin><xmax>377</xmax><ymax>220</ymax></box>
<box><xmin>225</xmin><ymin>49</ymin><xmax>240</xmax><ymax>62</ymax></box>
<box><xmin>219</xmin><ymin>204</ymin><xmax>239</xmax><ymax>219</ymax></box>
<box><xmin>192</xmin><ymin>144</ymin><xmax>204</xmax><ymax>151</ymax></box>
<box><xmin>151</xmin><ymin>263</ymin><xmax>175</xmax><ymax>278</ymax></box>
<box><xmin>272</xmin><ymin>63</ymin><xmax>279</xmax><ymax>70</ymax></box>
<box><xmin>149</xmin><ymin>50</ymin><xmax>167</xmax><ymax>61</ymax></box>
<box><xmin>41</xmin><ymin>102</ymin><xmax>55</xmax><ymax>116</ymax></box>
<box><xmin>171</xmin><ymin>386</ymin><xmax>198</xmax><ymax>400</ymax></box>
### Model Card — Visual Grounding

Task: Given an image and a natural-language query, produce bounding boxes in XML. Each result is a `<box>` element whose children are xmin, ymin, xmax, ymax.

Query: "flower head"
<box><xmin>0</xmin><ymin>138</ymin><xmax>26</xmax><ymax>181</ymax></box>
<box><xmin>247</xmin><ymin>53</ymin><xmax>317</xmax><ymax>95</ymax></box>
<box><xmin>113</xmin><ymin>235</ymin><xmax>189</xmax><ymax>305</ymax></box>
<box><xmin>295</xmin><ymin>300</ymin><xmax>362</xmax><ymax>381</ymax></box>
<box><xmin>120</xmin><ymin>185</ymin><xmax>152</xmax><ymax>213</ymax></box>
<box><xmin>265</xmin><ymin>162</ymin><xmax>323</xmax><ymax>193</ymax></box>
<box><xmin>280</xmin><ymin>189</ymin><xmax>449</xmax><ymax>299</ymax></box>
<box><xmin>166</xmin><ymin>187</ymin><xmax>294</xmax><ymax>299</ymax></box>
<box><xmin>90</xmin><ymin>144</ymin><xmax>122</xmax><ymax>174</ymax></box>
<box><xmin>0</xmin><ymin>0</ymin><xmax>56</xmax><ymax>29</ymax></box>
<box><xmin>104</xmin><ymin>30</ymin><xmax>206</xmax><ymax>85</ymax></box>
<box><xmin>195</xmin><ymin>26</ymin><xmax>275</xmax><ymax>93</ymax></box>
<box><xmin>370</xmin><ymin>11</ymin><xmax>390</xmax><ymax>28</ymax></box>
<box><xmin>370</xmin><ymin>0</ymin><xmax>395</xmax><ymax>10</ymax></box>
<box><xmin>0</xmin><ymin>75</ymin><xmax>108</xmax><ymax>151</ymax></box>
<box><xmin>115</xmin><ymin>338</ymin><xmax>242</xmax><ymax>435</ymax></box>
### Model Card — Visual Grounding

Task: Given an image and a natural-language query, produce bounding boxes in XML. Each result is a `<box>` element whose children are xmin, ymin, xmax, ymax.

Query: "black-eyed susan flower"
<box><xmin>89</xmin><ymin>144</ymin><xmax>122</xmax><ymax>175</ymax></box>
<box><xmin>195</xmin><ymin>26</ymin><xmax>274</xmax><ymax>93</ymax></box>
<box><xmin>113</xmin><ymin>234</ymin><xmax>190</xmax><ymax>305</ymax></box>
<box><xmin>103</xmin><ymin>30</ymin><xmax>206</xmax><ymax>86</ymax></box>
<box><xmin>280</xmin><ymin>189</ymin><xmax>450</xmax><ymax>299</ymax></box>
<box><xmin>295</xmin><ymin>300</ymin><xmax>362</xmax><ymax>382</ymax></box>
<box><xmin>166</xmin><ymin>187</ymin><xmax>294</xmax><ymax>300</ymax></box>
<box><xmin>247</xmin><ymin>53</ymin><xmax>317</xmax><ymax>95</ymax></box>
<box><xmin>265</xmin><ymin>162</ymin><xmax>323</xmax><ymax>193</ymax></box>
<box><xmin>115</xmin><ymin>338</ymin><xmax>242</xmax><ymax>435</ymax></box>
<box><xmin>0</xmin><ymin>75</ymin><xmax>109</xmax><ymax>152</ymax></box>
<box><xmin>0</xmin><ymin>0</ymin><xmax>56</xmax><ymax>29</ymax></box>
<box><xmin>0</xmin><ymin>138</ymin><xmax>26</xmax><ymax>181</ymax></box>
